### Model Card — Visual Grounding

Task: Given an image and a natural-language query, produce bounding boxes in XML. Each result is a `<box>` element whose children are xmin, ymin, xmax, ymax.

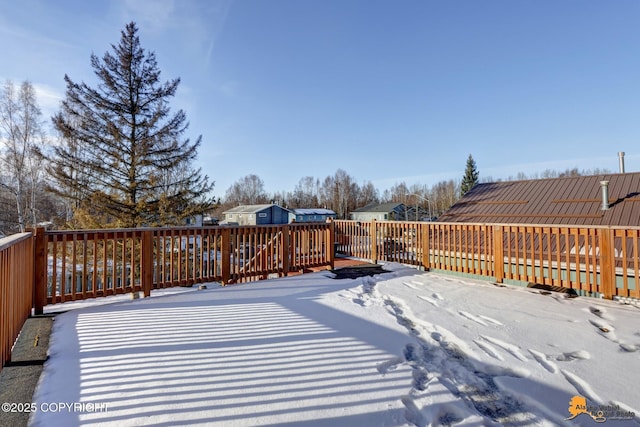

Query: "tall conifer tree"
<box><xmin>50</xmin><ymin>22</ymin><xmax>214</xmax><ymax>228</ymax></box>
<box><xmin>460</xmin><ymin>154</ymin><xmax>479</xmax><ymax>196</ymax></box>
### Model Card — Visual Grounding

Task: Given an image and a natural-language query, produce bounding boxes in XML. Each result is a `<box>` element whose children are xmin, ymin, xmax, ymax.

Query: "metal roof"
<box><xmin>223</xmin><ymin>204</ymin><xmax>292</xmax><ymax>214</ymax></box>
<box><xmin>352</xmin><ymin>202</ymin><xmax>405</xmax><ymax>213</ymax></box>
<box><xmin>292</xmin><ymin>208</ymin><xmax>336</xmax><ymax>215</ymax></box>
<box><xmin>437</xmin><ymin>173</ymin><xmax>640</xmax><ymax>226</ymax></box>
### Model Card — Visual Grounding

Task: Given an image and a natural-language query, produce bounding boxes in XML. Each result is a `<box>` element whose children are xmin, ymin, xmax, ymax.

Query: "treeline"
<box><xmin>216</xmin><ymin>170</ymin><xmax>460</xmax><ymax>221</ymax></box>
<box><xmin>485</xmin><ymin>167</ymin><xmax>611</xmax><ymax>182</ymax></box>
<box><xmin>213</xmin><ymin>161</ymin><xmax>610</xmax><ymax>221</ymax></box>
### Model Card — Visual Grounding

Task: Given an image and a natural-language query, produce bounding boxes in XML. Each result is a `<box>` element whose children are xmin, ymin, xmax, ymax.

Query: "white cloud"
<box><xmin>120</xmin><ymin>0</ymin><xmax>177</xmax><ymax>33</ymax></box>
<box><xmin>0</xmin><ymin>18</ymin><xmax>76</xmax><ymax>50</ymax></box>
<box><xmin>200</xmin><ymin>0</ymin><xmax>234</xmax><ymax>68</ymax></box>
<box><xmin>0</xmin><ymin>78</ymin><xmax>62</xmax><ymax>124</ymax></box>
<box><xmin>117</xmin><ymin>0</ymin><xmax>234</xmax><ymax>71</ymax></box>
<box><xmin>32</xmin><ymin>83</ymin><xmax>64</xmax><ymax>118</ymax></box>
<box><xmin>216</xmin><ymin>81</ymin><xmax>239</xmax><ymax>98</ymax></box>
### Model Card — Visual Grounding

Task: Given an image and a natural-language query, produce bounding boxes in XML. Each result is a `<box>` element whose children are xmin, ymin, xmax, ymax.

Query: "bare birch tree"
<box><xmin>289</xmin><ymin>176</ymin><xmax>321</xmax><ymax>208</ymax></box>
<box><xmin>0</xmin><ymin>80</ymin><xmax>44</xmax><ymax>232</ymax></box>
<box><xmin>319</xmin><ymin>169</ymin><xmax>359</xmax><ymax>219</ymax></box>
<box><xmin>223</xmin><ymin>174</ymin><xmax>269</xmax><ymax>206</ymax></box>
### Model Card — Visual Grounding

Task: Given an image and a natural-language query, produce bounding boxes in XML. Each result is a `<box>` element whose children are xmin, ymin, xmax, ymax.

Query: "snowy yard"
<box><xmin>30</xmin><ymin>263</ymin><xmax>640</xmax><ymax>426</ymax></box>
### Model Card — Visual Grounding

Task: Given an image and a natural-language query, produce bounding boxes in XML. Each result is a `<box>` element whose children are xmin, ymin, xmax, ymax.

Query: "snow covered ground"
<box><xmin>29</xmin><ymin>263</ymin><xmax>640</xmax><ymax>426</ymax></box>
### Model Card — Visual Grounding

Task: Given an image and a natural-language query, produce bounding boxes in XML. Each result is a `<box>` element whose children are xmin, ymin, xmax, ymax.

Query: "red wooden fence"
<box><xmin>0</xmin><ymin>233</ymin><xmax>34</xmax><ymax>370</ymax></box>
<box><xmin>32</xmin><ymin>222</ymin><xmax>335</xmax><ymax>313</ymax></box>
<box><xmin>3</xmin><ymin>219</ymin><xmax>640</xmax><ymax>373</ymax></box>
<box><xmin>334</xmin><ymin>220</ymin><xmax>640</xmax><ymax>300</ymax></box>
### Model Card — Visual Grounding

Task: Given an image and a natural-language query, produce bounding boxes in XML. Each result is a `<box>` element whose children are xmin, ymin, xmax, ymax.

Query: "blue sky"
<box><xmin>1</xmin><ymin>0</ymin><xmax>639</xmax><ymax>198</ymax></box>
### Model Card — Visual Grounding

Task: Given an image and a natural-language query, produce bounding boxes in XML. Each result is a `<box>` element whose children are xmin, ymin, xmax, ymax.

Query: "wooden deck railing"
<box><xmin>334</xmin><ymin>220</ymin><xmax>640</xmax><ymax>300</ymax></box>
<box><xmin>2</xmin><ymin>219</ymin><xmax>639</xmax><ymax>373</ymax></box>
<box><xmin>31</xmin><ymin>222</ymin><xmax>335</xmax><ymax>313</ymax></box>
<box><xmin>1</xmin><ymin>233</ymin><xmax>34</xmax><ymax>370</ymax></box>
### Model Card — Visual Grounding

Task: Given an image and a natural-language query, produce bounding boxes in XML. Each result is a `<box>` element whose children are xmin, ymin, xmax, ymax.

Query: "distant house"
<box><xmin>223</xmin><ymin>204</ymin><xmax>292</xmax><ymax>226</ymax></box>
<box><xmin>350</xmin><ymin>202</ymin><xmax>407</xmax><ymax>222</ymax></box>
<box><xmin>437</xmin><ymin>172</ymin><xmax>640</xmax><ymax>227</ymax></box>
<box><xmin>289</xmin><ymin>208</ymin><xmax>337</xmax><ymax>223</ymax></box>
<box><xmin>405</xmin><ymin>206</ymin><xmax>433</xmax><ymax>222</ymax></box>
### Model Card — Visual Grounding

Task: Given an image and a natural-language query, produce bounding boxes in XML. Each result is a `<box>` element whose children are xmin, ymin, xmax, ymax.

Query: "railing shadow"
<box><xmin>31</xmin><ymin>272</ymin><xmax>415</xmax><ymax>426</ymax></box>
<box><xmin>29</xmin><ymin>268</ymin><xmax>615</xmax><ymax>426</ymax></box>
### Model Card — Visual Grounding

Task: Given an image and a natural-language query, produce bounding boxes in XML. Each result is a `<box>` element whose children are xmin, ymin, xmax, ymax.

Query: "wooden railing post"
<box><xmin>493</xmin><ymin>225</ymin><xmax>505</xmax><ymax>283</ymax></box>
<box><xmin>33</xmin><ymin>227</ymin><xmax>46</xmax><ymax>315</ymax></box>
<box><xmin>327</xmin><ymin>219</ymin><xmax>335</xmax><ymax>270</ymax></box>
<box><xmin>370</xmin><ymin>219</ymin><xmax>377</xmax><ymax>263</ymax></box>
<box><xmin>421</xmin><ymin>223</ymin><xmax>431</xmax><ymax>270</ymax></box>
<box><xmin>141</xmin><ymin>230</ymin><xmax>153</xmax><ymax>297</ymax></box>
<box><xmin>598</xmin><ymin>227</ymin><xmax>616</xmax><ymax>299</ymax></box>
<box><xmin>221</xmin><ymin>227</ymin><xmax>231</xmax><ymax>285</ymax></box>
<box><xmin>282</xmin><ymin>225</ymin><xmax>290</xmax><ymax>276</ymax></box>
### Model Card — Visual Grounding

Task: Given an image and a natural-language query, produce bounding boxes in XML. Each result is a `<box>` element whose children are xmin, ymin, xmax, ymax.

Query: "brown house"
<box><xmin>438</xmin><ymin>172</ymin><xmax>640</xmax><ymax>227</ymax></box>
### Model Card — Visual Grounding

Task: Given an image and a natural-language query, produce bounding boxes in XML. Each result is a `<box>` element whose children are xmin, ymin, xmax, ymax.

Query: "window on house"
<box><xmin>258</xmin><ymin>213</ymin><xmax>267</xmax><ymax>218</ymax></box>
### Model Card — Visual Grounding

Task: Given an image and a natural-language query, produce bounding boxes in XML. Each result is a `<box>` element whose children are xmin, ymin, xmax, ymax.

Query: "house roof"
<box><xmin>223</xmin><ymin>204</ymin><xmax>292</xmax><ymax>214</ymax></box>
<box><xmin>437</xmin><ymin>173</ymin><xmax>640</xmax><ymax>227</ymax></box>
<box><xmin>292</xmin><ymin>208</ymin><xmax>336</xmax><ymax>216</ymax></box>
<box><xmin>352</xmin><ymin>202</ymin><xmax>405</xmax><ymax>213</ymax></box>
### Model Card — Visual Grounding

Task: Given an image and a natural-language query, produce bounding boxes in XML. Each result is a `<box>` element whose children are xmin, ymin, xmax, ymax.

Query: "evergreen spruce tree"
<box><xmin>49</xmin><ymin>22</ymin><xmax>214</xmax><ymax>228</ymax></box>
<box><xmin>460</xmin><ymin>154</ymin><xmax>479</xmax><ymax>196</ymax></box>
